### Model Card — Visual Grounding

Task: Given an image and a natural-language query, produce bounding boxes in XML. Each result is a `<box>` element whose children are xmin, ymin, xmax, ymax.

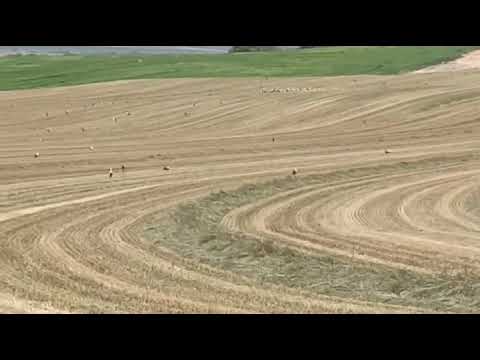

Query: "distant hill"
<box><xmin>229</xmin><ymin>46</ymin><xmax>300</xmax><ymax>53</ymax></box>
<box><xmin>0</xmin><ymin>46</ymin><xmax>232</xmax><ymax>56</ymax></box>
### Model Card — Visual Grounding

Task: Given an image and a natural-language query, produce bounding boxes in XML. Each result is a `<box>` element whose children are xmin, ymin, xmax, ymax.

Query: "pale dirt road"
<box><xmin>3</xmin><ymin>71</ymin><xmax>480</xmax><ymax>313</ymax></box>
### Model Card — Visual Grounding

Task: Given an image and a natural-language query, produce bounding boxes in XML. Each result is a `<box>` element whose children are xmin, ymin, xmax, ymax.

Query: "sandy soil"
<box><xmin>414</xmin><ymin>50</ymin><xmax>480</xmax><ymax>73</ymax></box>
<box><xmin>2</xmin><ymin>71</ymin><xmax>480</xmax><ymax>313</ymax></box>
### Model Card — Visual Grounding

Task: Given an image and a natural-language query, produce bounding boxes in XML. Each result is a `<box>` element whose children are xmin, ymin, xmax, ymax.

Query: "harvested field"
<box><xmin>3</xmin><ymin>71</ymin><xmax>480</xmax><ymax>313</ymax></box>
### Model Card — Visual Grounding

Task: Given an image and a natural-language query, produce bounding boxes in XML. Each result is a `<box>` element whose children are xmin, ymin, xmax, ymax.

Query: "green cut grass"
<box><xmin>144</xmin><ymin>154</ymin><xmax>480</xmax><ymax>313</ymax></box>
<box><xmin>0</xmin><ymin>46</ymin><xmax>477</xmax><ymax>91</ymax></box>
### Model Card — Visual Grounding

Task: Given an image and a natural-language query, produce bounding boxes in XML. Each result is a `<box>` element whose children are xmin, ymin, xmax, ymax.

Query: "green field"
<box><xmin>1</xmin><ymin>46</ymin><xmax>478</xmax><ymax>90</ymax></box>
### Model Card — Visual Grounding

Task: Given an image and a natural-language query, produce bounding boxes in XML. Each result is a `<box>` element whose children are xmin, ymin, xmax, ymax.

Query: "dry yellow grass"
<box><xmin>2</xmin><ymin>72</ymin><xmax>480</xmax><ymax>313</ymax></box>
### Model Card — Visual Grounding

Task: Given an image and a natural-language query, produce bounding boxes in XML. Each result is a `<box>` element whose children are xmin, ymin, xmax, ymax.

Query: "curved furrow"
<box><xmin>4</xmin><ymin>73</ymin><xmax>480</xmax><ymax>312</ymax></box>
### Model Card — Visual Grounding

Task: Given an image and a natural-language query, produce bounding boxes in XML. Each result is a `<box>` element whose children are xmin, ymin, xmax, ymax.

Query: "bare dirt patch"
<box><xmin>414</xmin><ymin>50</ymin><xmax>480</xmax><ymax>73</ymax></box>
